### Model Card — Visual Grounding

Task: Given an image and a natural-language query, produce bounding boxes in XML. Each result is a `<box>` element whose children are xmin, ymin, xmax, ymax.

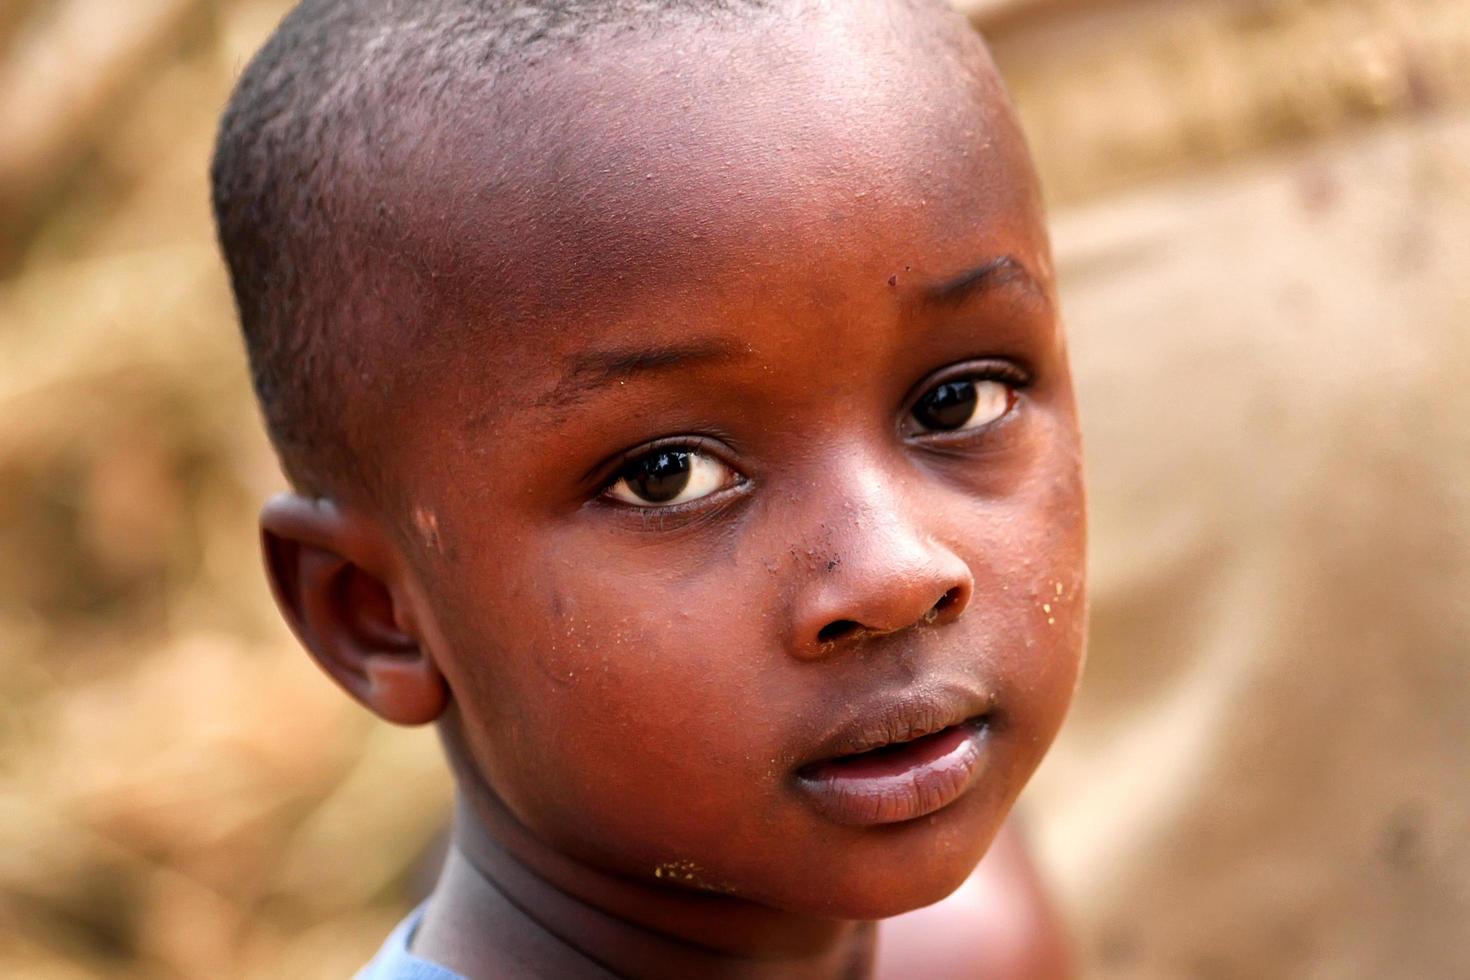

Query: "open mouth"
<box><xmin>795</xmin><ymin>713</ymin><xmax>992</xmax><ymax>827</ymax></box>
<box><xmin>801</xmin><ymin>716</ymin><xmax>987</xmax><ymax>778</ymax></box>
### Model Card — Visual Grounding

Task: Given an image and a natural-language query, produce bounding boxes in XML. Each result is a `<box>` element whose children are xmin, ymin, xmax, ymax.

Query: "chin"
<box><xmin>816</xmin><ymin>858</ymin><xmax>982</xmax><ymax>922</ymax></box>
<box><xmin>782</xmin><ymin>810</ymin><xmax>1001</xmax><ymax>922</ymax></box>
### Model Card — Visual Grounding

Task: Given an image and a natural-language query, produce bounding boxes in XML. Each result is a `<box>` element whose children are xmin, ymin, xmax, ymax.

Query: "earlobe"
<box><xmin>260</xmin><ymin>493</ymin><xmax>449</xmax><ymax>726</ymax></box>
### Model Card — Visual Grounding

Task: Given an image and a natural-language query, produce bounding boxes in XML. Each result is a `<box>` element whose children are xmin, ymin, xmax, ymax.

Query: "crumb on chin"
<box><xmin>653</xmin><ymin>860</ymin><xmax>737</xmax><ymax>894</ymax></box>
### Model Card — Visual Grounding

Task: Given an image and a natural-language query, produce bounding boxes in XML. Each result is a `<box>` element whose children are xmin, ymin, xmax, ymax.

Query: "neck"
<box><xmin>415</xmin><ymin>789</ymin><xmax>876</xmax><ymax>980</ymax></box>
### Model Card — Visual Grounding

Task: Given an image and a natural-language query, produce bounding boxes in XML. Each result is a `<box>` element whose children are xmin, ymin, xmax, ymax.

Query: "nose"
<box><xmin>788</xmin><ymin>479</ymin><xmax>974</xmax><ymax>660</ymax></box>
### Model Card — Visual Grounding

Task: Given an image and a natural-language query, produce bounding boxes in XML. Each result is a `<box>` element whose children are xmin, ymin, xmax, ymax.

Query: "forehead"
<box><xmin>349</xmin><ymin>3</ymin><xmax>1054</xmax><ymax>492</ymax></box>
<box><xmin>388</xmin><ymin>3</ymin><xmax>1045</xmax><ymax>330</ymax></box>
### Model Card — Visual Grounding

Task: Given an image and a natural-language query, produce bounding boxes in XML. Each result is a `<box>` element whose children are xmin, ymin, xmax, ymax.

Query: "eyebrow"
<box><xmin>924</xmin><ymin>255</ymin><xmax>1045</xmax><ymax>308</ymax></box>
<box><xmin>536</xmin><ymin>338</ymin><xmax>745</xmax><ymax>411</ymax></box>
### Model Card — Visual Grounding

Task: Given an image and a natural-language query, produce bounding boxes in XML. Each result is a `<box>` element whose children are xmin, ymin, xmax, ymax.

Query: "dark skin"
<box><xmin>259</xmin><ymin>3</ymin><xmax>1083</xmax><ymax>977</ymax></box>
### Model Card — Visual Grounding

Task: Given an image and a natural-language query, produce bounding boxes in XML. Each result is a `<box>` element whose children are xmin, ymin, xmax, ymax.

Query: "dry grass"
<box><xmin>0</xmin><ymin>4</ymin><xmax>451</xmax><ymax>976</ymax></box>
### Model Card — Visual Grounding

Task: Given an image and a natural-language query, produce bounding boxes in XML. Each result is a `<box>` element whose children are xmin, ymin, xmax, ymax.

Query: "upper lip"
<box><xmin>794</xmin><ymin>685</ymin><xmax>996</xmax><ymax>772</ymax></box>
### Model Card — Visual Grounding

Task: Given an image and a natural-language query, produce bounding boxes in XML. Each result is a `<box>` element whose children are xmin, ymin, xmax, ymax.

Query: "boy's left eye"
<box><xmin>605</xmin><ymin>448</ymin><xmax>738</xmax><ymax>507</ymax></box>
<box><xmin>910</xmin><ymin>378</ymin><xmax>1017</xmax><ymax>434</ymax></box>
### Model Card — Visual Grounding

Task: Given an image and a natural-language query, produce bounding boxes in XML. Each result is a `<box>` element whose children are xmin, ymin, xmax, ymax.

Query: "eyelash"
<box><xmin>920</xmin><ymin>360</ymin><xmax>1030</xmax><ymax>399</ymax></box>
<box><xmin>902</xmin><ymin>360</ymin><xmax>1031</xmax><ymax>439</ymax></box>
<box><xmin>595</xmin><ymin>436</ymin><xmax>747</xmax><ymax>510</ymax></box>
<box><xmin>594</xmin><ymin>359</ymin><xmax>1031</xmax><ymax>512</ymax></box>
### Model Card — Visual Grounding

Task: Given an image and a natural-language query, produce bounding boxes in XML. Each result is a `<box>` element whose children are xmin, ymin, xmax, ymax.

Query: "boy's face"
<box><xmin>366</xmin><ymin>5</ymin><xmax>1083</xmax><ymax>920</ymax></box>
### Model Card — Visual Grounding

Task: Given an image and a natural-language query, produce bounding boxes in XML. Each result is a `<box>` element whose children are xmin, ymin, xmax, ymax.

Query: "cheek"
<box><xmin>973</xmin><ymin>457</ymin><xmax>1087</xmax><ymax>742</ymax></box>
<box><xmin>432</xmin><ymin>534</ymin><xmax>794</xmax><ymax>872</ymax></box>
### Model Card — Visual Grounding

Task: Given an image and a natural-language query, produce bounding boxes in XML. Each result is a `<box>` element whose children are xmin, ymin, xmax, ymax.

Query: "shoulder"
<box><xmin>357</xmin><ymin>906</ymin><xmax>468</xmax><ymax>980</ymax></box>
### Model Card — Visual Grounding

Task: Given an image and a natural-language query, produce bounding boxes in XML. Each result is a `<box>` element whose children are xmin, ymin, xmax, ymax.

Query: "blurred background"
<box><xmin>1</xmin><ymin>0</ymin><xmax>1466</xmax><ymax>977</ymax></box>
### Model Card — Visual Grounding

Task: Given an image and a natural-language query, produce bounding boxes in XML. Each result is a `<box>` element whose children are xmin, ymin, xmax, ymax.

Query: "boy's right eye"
<box><xmin>605</xmin><ymin>447</ymin><xmax>739</xmax><ymax>508</ymax></box>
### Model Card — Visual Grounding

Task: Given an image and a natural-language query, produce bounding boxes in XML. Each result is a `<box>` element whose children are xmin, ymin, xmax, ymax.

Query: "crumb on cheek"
<box><xmin>412</xmin><ymin>504</ymin><xmax>442</xmax><ymax>552</ymax></box>
<box><xmin>1042</xmin><ymin>578</ymin><xmax>1077</xmax><ymax>626</ymax></box>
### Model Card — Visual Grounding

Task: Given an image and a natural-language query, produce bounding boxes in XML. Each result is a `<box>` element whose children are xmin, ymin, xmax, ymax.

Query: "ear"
<box><xmin>260</xmin><ymin>492</ymin><xmax>448</xmax><ymax>726</ymax></box>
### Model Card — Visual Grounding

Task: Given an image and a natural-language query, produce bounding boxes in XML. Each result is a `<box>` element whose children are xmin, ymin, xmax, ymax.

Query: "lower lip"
<box><xmin>795</xmin><ymin>720</ymin><xmax>989</xmax><ymax>827</ymax></box>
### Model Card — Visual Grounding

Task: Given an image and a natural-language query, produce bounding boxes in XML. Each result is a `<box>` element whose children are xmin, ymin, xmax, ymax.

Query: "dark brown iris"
<box><xmin>621</xmin><ymin>450</ymin><xmax>692</xmax><ymax>502</ymax></box>
<box><xmin>913</xmin><ymin>380</ymin><xmax>978</xmax><ymax>431</ymax></box>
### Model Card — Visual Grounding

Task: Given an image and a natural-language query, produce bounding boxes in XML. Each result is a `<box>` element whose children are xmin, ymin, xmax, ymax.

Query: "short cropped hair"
<box><xmin>211</xmin><ymin>0</ymin><xmax>784</xmax><ymax>499</ymax></box>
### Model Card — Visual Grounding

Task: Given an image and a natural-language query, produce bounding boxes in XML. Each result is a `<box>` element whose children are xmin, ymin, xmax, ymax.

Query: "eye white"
<box><xmin>607</xmin><ymin>450</ymin><xmax>734</xmax><ymax>507</ymax></box>
<box><xmin>914</xmin><ymin>377</ymin><xmax>1016</xmax><ymax>434</ymax></box>
<box><xmin>957</xmin><ymin>380</ymin><xmax>1013</xmax><ymax>430</ymax></box>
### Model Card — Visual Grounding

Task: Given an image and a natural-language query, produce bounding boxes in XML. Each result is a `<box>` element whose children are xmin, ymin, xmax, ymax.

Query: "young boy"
<box><xmin>211</xmin><ymin>0</ymin><xmax>1086</xmax><ymax>976</ymax></box>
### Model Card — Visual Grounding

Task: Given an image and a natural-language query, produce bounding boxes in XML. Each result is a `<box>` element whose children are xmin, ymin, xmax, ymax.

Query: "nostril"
<box><xmin>928</xmin><ymin>587</ymin><xmax>964</xmax><ymax>621</ymax></box>
<box><xmin>817</xmin><ymin>619</ymin><xmax>862</xmax><ymax>645</ymax></box>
